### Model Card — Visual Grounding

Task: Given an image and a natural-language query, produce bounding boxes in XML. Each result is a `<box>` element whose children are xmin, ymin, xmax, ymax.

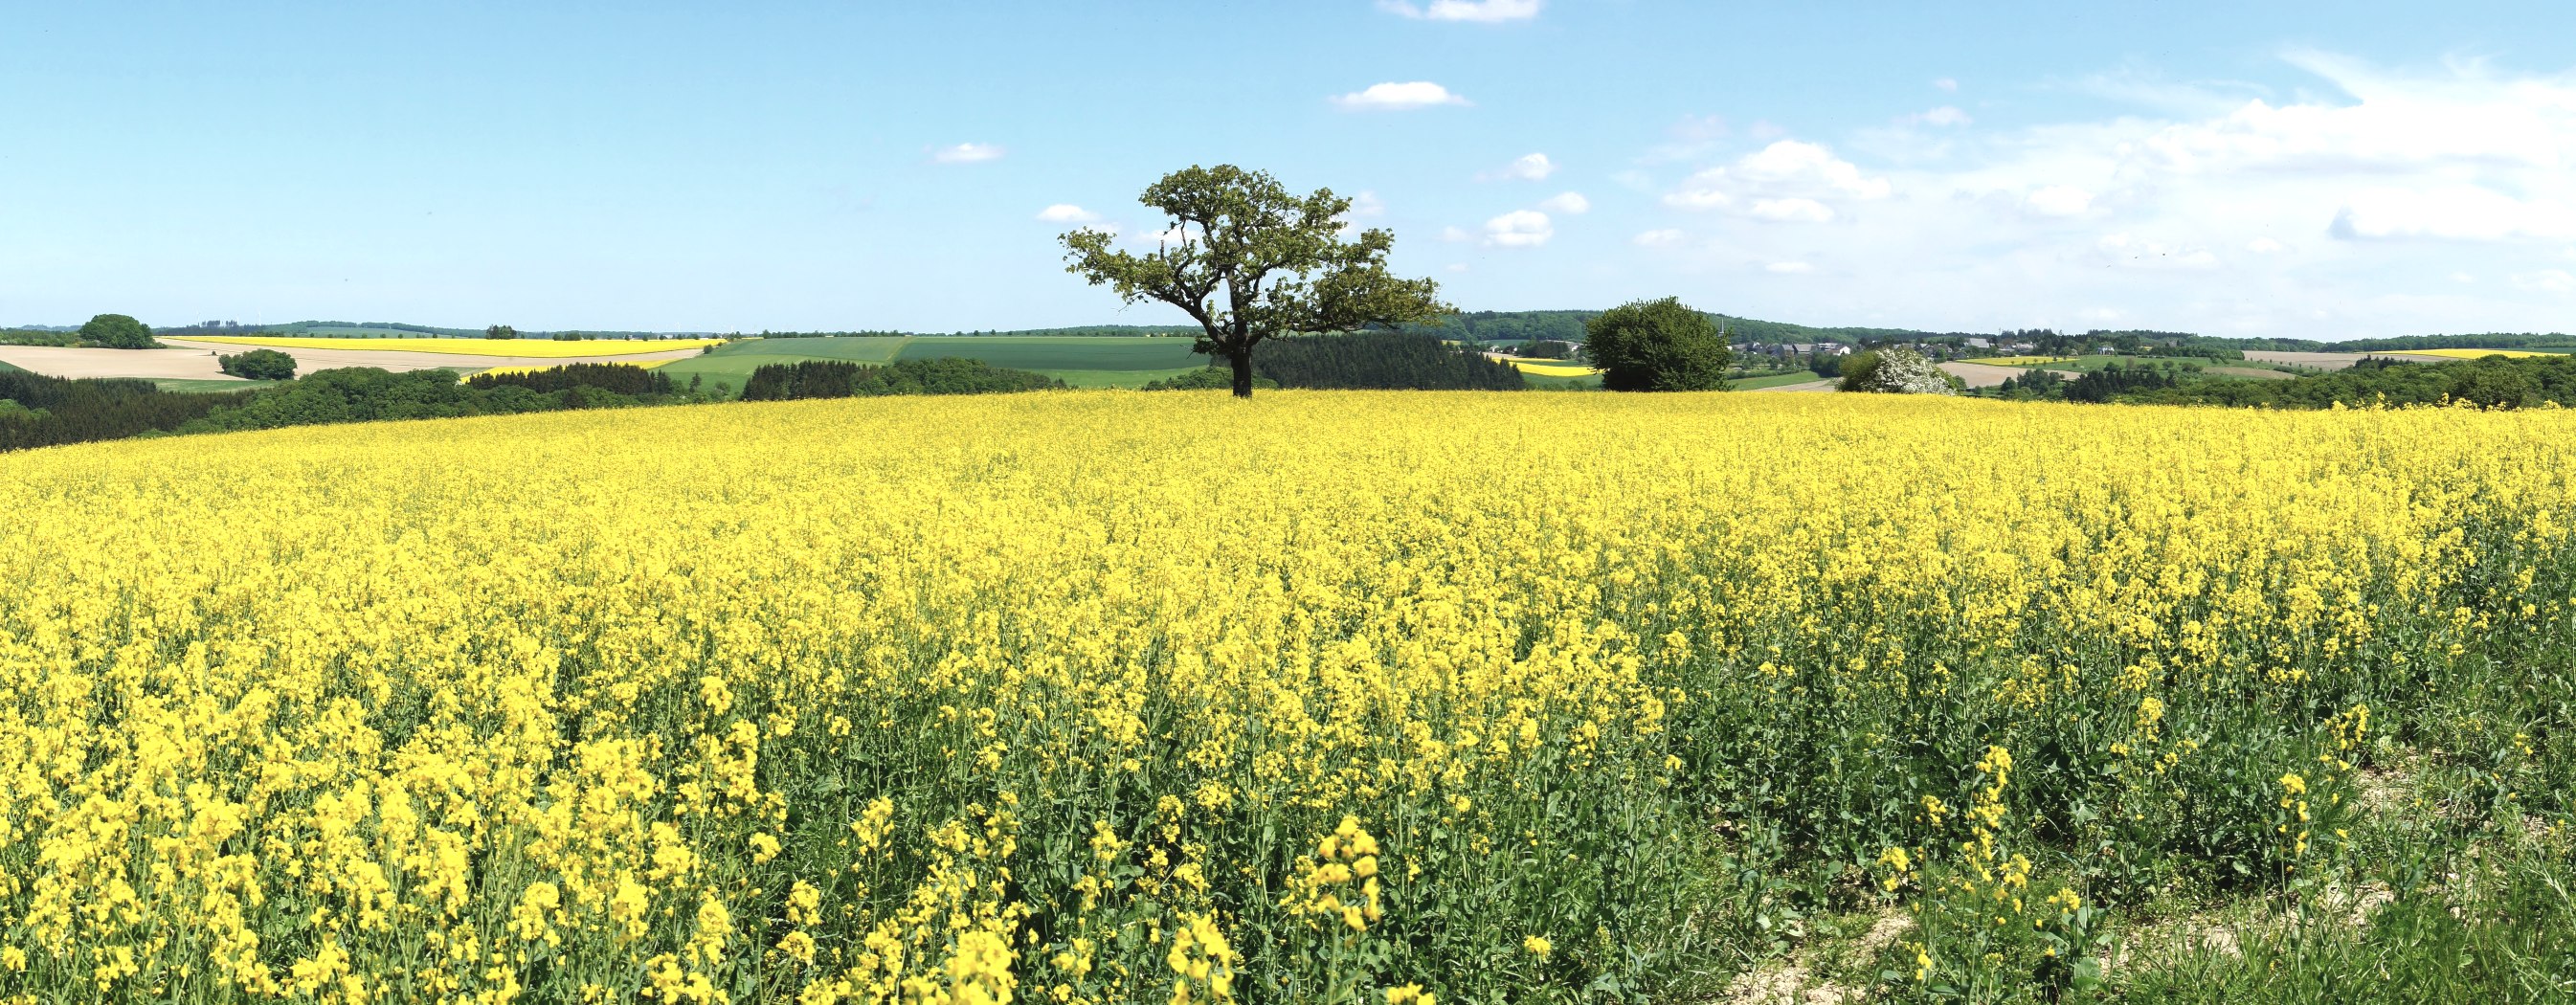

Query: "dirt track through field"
<box><xmin>162</xmin><ymin>339</ymin><xmax>704</xmax><ymax>372</ymax></box>
<box><xmin>0</xmin><ymin>341</ymin><xmax>706</xmax><ymax>381</ymax></box>
<box><xmin>2245</xmin><ymin>350</ymin><xmax>2364</xmax><ymax>370</ymax></box>
<box><xmin>1938</xmin><ymin>361</ymin><xmax>2024</xmax><ymax>388</ymax></box>
<box><xmin>1744</xmin><ymin>379</ymin><xmax>1836</xmax><ymax>392</ymax></box>
<box><xmin>0</xmin><ymin>346</ymin><xmax>244</xmax><ymax>380</ymax></box>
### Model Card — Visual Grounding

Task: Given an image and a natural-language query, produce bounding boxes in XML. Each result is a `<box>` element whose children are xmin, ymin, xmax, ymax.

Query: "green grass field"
<box><xmin>893</xmin><ymin>336</ymin><xmax>1202</xmax><ymax>370</ymax></box>
<box><xmin>152</xmin><ymin>378</ymin><xmax>277</xmax><ymax>393</ymax></box>
<box><xmin>1523</xmin><ymin>371</ymin><xmax>1603</xmax><ymax>390</ymax></box>
<box><xmin>659</xmin><ymin>337</ymin><xmax>1208</xmax><ymax>396</ymax></box>
<box><xmin>651</xmin><ymin>338</ymin><xmax>910</xmax><ymax>394</ymax></box>
<box><xmin>1735</xmin><ymin>371</ymin><xmax>1829</xmax><ymax>390</ymax></box>
<box><xmin>0</xmin><ymin>359</ymin><xmax>22</xmax><ymax>374</ymax></box>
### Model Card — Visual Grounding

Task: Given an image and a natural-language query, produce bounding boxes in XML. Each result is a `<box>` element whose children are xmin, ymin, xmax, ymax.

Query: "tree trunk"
<box><xmin>1228</xmin><ymin>348</ymin><xmax>1257</xmax><ymax>398</ymax></box>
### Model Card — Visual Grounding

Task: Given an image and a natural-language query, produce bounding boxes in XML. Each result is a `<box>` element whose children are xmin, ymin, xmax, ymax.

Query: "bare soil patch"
<box><xmin>2245</xmin><ymin>350</ymin><xmax>2364</xmax><ymax>370</ymax></box>
<box><xmin>0</xmin><ymin>346</ymin><xmax>246</xmax><ymax>381</ymax></box>
<box><xmin>1746</xmin><ymin>379</ymin><xmax>1837</xmax><ymax>393</ymax></box>
<box><xmin>160</xmin><ymin>339</ymin><xmax>702</xmax><ymax>373</ymax></box>
<box><xmin>1938</xmin><ymin>361</ymin><xmax>2024</xmax><ymax>389</ymax></box>
<box><xmin>2203</xmin><ymin>366</ymin><xmax>2298</xmax><ymax>380</ymax></box>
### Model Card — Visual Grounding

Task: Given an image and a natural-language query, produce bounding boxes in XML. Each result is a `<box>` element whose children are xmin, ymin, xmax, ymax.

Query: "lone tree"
<box><xmin>1583</xmin><ymin>297</ymin><xmax>1732</xmax><ymax>391</ymax></box>
<box><xmin>1061</xmin><ymin>165</ymin><xmax>1448</xmax><ymax>397</ymax></box>
<box><xmin>80</xmin><ymin>313</ymin><xmax>158</xmax><ymax>350</ymax></box>
<box><xmin>484</xmin><ymin>324</ymin><xmax>519</xmax><ymax>340</ymax></box>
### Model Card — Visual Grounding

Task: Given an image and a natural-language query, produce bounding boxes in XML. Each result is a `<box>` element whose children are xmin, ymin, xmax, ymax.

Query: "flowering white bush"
<box><xmin>1848</xmin><ymin>346</ymin><xmax>1957</xmax><ymax>395</ymax></box>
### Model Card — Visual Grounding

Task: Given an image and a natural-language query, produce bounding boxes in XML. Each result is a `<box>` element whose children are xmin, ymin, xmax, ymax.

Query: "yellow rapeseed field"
<box><xmin>2380</xmin><ymin>347</ymin><xmax>2563</xmax><ymax>360</ymax></box>
<box><xmin>185</xmin><ymin>337</ymin><xmax>724</xmax><ymax>358</ymax></box>
<box><xmin>1</xmin><ymin>391</ymin><xmax>2571</xmax><ymax>1003</ymax></box>
<box><xmin>1501</xmin><ymin>359</ymin><xmax>1599</xmax><ymax>377</ymax></box>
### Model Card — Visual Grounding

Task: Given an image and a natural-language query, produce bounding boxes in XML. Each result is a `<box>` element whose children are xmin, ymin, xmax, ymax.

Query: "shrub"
<box><xmin>1141</xmin><ymin>368</ymin><xmax>1278</xmax><ymax>391</ymax></box>
<box><xmin>218</xmin><ymin>348</ymin><xmax>299</xmax><ymax>381</ymax></box>
<box><xmin>1839</xmin><ymin>346</ymin><xmax>1954</xmax><ymax>394</ymax></box>
<box><xmin>78</xmin><ymin>313</ymin><xmax>159</xmax><ymax>349</ymax></box>
<box><xmin>1583</xmin><ymin>298</ymin><xmax>1731</xmax><ymax>391</ymax></box>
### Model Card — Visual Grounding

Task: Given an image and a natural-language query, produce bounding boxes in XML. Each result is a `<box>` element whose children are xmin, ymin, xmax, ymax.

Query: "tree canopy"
<box><xmin>217</xmin><ymin>348</ymin><xmax>299</xmax><ymax>381</ymax></box>
<box><xmin>78</xmin><ymin>314</ymin><xmax>158</xmax><ymax>350</ymax></box>
<box><xmin>1583</xmin><ymin>298</ymin><xmax>1732</xmax><ymax>391</ymax></box>
<box><xmin>1061</xmin><ymin>165</ymin><xmax>1448</xmax><ymax>397</ymax></box>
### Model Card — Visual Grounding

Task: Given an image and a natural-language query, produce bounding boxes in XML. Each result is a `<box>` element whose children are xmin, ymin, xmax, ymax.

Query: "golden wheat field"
<box><xmin>3</xmin><ymin>392</ymin><xmax>2573</xmax><ymax>1004</ymax></box>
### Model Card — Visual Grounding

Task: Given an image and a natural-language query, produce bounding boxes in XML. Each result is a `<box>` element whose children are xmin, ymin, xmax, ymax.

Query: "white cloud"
<box><xmin>1665</xmin><ymin>187</ymin><xmax>1731</xmax><ymax>211</ymax></box>
<box><xmin>1749</xmin><ymin>198</ymin><xmax>1835</xmax><ymax>223</ymax></box>
<box><xmin>1036</xmin><ymin>204</ymin><xmax>1097</xmax><ymax>223</ymax></box>
<box><xmin>1445</xmin><ymin>263</ymin><xmax>1471</xmax><ymax>273</ymax></box>
<box><xmin>1666</xmin><ymin>140</ymin><xmax>1891</xmax><ymax>215</ymax></box>
<box><xmin>1485</xmin><ymin>152</ymin><xmax>1556</xmax><ymax>181</ymax></box>
<box><xmin>1935</xmin><ymin>78</ymin><xmax>1960</xmax><ymax>92</ymax></box>
<box><xmin>2110</xmin><ymin>50</ymin><xmax>2576</xmax><ymax>181</ymax></box>
<box><xmin>1737</xmin><ymin>141</ymin><xmax>1893</xmax><ymax>197</ymax></box>
<box><xmin>1484</xmin><ymin>210</ymin><xmax>1553</xmax><ymax>247</ymax></box>
<box><xmin>2513</xmin><ymin>269</ymin><xmax>2576</xmax><ymax>293</ymax></box>
<box><xmin>2453</xmin><ymin>271</ymin><xmax>2477</xmax><ymax>283</ymax></box>
<box><xmin>1439</xmin><ymin>225</ymin><xmax>1473</xmax><ymax>243</ymax></box>
<box><xmin>2024</xmin><ymin>186</ymin><xmax>2094</xmax><ymax>217</ymax></box>
<box><xmin>2331</xmin><ymin>187</ymin><xmax>2576</xmax><ymax>241</ymax></box>
<box><xmin>1347</xmin><ymin>190</ymin><xmax>1387</xmax><ymax>217</ymax></box>
<box><xmin>1910</xmin><ymin>105</ymin><xmax>1974</xmax><ymax>127</ymax></box>
<box><xmin>1618</xmin><ymin>53</ymin><xmax>2576</xmax><ymax>338</ymax></box>
<box><xmin>1332</xmin><ymin>81</ymin><xmax>1469</xmax><ymax>111</ymax></box>
<box><xmin>1128</xmin><ymin>225</ymin><xmax>1197</xmax><ymax>248</ymax></box>
<box><xmin>1537</xmin><ymin>191</ymin><xmax>1591</xmax><ymax>214</ymax></box>
<box><xmin>1378</xmin><ymin>0</ymin><xmax>1540</xmax><ymax>22</ymax></box>
<box><xmin>1767</xmin><ymin>261</ymin><xmax>1816</xmax><ymax>274</ymax></box>
<box><xmin>931</xmin><ymin>143</ymin><xmax>1004</xmax><ymax>164</ymax></box>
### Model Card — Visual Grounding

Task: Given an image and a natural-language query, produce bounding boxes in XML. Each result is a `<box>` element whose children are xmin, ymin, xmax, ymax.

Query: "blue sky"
<box><xmin>9</xmin><ymin>1</ymin><xmax>2576</xmax><ymax>338</ymax></box>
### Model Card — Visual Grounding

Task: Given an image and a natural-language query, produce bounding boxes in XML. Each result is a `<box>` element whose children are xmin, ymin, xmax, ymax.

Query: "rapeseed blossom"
<box><xmin>0</xmin><ymin>391</ymin><xmax>2568</xmax><ymax>1001</ymax></box>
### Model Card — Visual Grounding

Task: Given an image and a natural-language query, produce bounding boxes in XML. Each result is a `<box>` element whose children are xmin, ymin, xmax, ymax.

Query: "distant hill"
<box><xmin>1396</xmin><ymin>310</ymin><xmax>1978</xmax><ymax>346</ymax></box>
<box><xmin>108</xmin><ymin>313</ymin><xmax>2576</xmax><ymax>353</ymax></box>
<box><xmin>153</xmin><ymin>321</ymin><xmax>713</xmax><ymax>340</ymax></box>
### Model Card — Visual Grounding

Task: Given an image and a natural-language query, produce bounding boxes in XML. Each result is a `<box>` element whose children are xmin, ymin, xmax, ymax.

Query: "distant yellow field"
<box><xmin>2386</xmin><ymin>347</ymin><xmax>2564</xmax><ymax>360</ymax></box>
<box><xmin>188</xmin><ymin>336</ymin><xmax>723</xmax><ymax>357</ymax></box>
<box><xmin>1506</xmin><ymin>358</ymin><xmax>1600</xmax><ymax>377</ymax></box>
<box><xmin>1963</xmin><ymin>355</ymin><xmax>2077</xmax><ymax>366</ymax></box>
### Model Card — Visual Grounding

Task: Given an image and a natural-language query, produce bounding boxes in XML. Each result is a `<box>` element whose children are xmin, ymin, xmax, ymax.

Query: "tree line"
<box><xmin>2136</xmin><ymin>354</ymin><xmax>2576</xmax><ymax>409</ymax></box>
<box><xmin>740</xmin><ymin>358</ymin><xmax>1067</xmax><ymax>401</ymax></box>
<box><xmin>1248</xmin><ymin>332</ymin><xmax>1525</xmax><ymax>391</ymax></box>
<box><xmin>0</xmin><ymin>371</ymin><xmax>252</xmax><ymax>451</ymax></box>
